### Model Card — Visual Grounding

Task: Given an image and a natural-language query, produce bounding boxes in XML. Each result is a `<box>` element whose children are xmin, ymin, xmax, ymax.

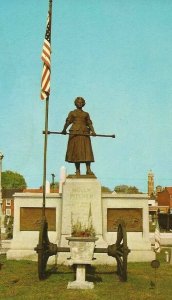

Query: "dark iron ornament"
<box><xmin>34</xmin><ymin>220</ymin><xmax>130</xmax><ymax>281</ymax></box>
<box><xmin>107</xmin><ymin>222</ymin><xmax>130</xmax><ymax>281</ymax></box>
<box><xmin>151</xmin><ymin>259</ymin><xmax>160</xmax><ymax>269</ymax></box>
<box><xmin>150</xmin><ymin>259</ymin><xmax>160</xmax><ymax>289</ymax></box>
<box><xmin>34</xmin><ymin>217</ymin><xmax>57</xmax><ymax>280</ymax></box>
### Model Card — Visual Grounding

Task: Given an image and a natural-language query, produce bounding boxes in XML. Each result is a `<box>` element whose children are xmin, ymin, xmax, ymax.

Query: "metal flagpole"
<box><xmin>42</xmin><ymin>0</ymin><xmax>52</xmax><ymax>218</ymax></box>
<box><xmin>34</xmin><ymin>0</ymin><xmax>55</xmax><ymax>280</ymax></box>
<box><xmin>42</xmin><ymin>97</ymin><xmax>49</xmax><ymax>217</ymax></box>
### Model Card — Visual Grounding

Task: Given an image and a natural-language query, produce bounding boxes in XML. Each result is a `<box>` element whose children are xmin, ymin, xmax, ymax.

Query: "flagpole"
<box><xmin>42</xmin><ymin>97</ymin><xmax>49</xmax><ymax>217</ymax></box>
<box><xmin>49</xmin><ymin>0</ymin><xmax>52</xmax><ymax>27</ymax></box>
<box><xmin>42</xmin><ymin>0</ymin><xmax>52</xmax><ymax>217</ymax></box>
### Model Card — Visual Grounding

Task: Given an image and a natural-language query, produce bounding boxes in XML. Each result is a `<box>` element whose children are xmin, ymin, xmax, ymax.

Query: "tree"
<box><xmin>114</xmin><ymin>185</ymin><xmax>141</xmax><ymax>194</ymax></box>
<box><xmin>101</xmin><ymin>186</ymin><xmax>112</xmax><ymax>193</ymax></box>
<box><xmin>2</xmin><ymin>170</ymin><xmax>27</xmax><ymax>189</ymax></box>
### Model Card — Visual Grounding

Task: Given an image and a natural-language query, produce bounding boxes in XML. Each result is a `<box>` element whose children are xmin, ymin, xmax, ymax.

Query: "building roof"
<box><xmin>23</xmin><ymin>188</ymin><xmax>43</xmax><ymax>193</ymax></box>
<box><xmin>23</xmin><ymin>188</ymin><xmax>59</xmax><ymax>193</ymax></box>
<box><xmin>2</xmin><ymin>187</ymin><xmax>59</xmax><ymax>198</ymax></box>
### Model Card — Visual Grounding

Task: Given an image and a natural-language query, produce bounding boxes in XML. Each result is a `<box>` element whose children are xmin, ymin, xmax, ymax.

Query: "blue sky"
<box><xmin>0</xmin><ymin>0</ymin><xmax>172</xmax><ymax>192</ymax></box>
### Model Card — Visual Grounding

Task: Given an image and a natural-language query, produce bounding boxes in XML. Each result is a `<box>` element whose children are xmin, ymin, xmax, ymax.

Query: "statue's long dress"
<box><xmin>65</xmin><ymin>109</ymin><xmax>94</xmax><ymax>163</ymax></box>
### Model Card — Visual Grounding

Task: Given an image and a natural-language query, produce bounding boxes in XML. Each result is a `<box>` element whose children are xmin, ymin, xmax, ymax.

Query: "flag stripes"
<box><xmin>154</xmin><ymin>220</ymin><xmax>161</xmax><ymax>253</ymax></box>
<box><xmin>41</xmin><ymin>11</ymin><xmax>51</xmax><ymax>100</ymax></box>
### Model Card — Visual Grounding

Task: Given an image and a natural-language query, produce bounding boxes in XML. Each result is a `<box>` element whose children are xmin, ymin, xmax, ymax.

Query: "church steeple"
<box><xmin>148</xmin><ymin>170</ymin><xmax>154</xmax><ymax>196</ymax></box>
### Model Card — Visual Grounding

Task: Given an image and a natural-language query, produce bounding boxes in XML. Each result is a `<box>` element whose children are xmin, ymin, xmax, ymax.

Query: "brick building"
<box><xmin>157</xmin><ymin>187</ymin><xmax>172</xmax><ymax>209</ymax></box>
<box><xmin>2</xmin><ymin>187</ymin><xmax>59</xmax><ymax>218</ymax></box>
<box><xmin>2</xmin><ymin>189</ymin><xmax>23</xmax><ymax>217</ymax></box>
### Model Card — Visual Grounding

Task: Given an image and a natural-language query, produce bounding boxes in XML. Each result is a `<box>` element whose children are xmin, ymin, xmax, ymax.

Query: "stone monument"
<box><xmin>58</xmin><ymin>97</ymin><xmax>108</xmax><ymax>263</ymax></box>
<box><xmin>7</xmin><ymin>97</ymin><xmax>155</xmax><ymax>266</ymax></box>
<box><xmin>58</xmin><ymin>175</ymin><xmax>107</xmax><ymax>264</ymax></box>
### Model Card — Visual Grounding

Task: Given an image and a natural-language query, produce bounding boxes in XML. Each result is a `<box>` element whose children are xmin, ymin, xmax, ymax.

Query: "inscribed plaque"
<box><xmin>20</xmin><ymin>207</ymin><xmax>56</xmax><ymax>231</ymax></box>
<box><xmin>107</xmin><ymin>208</ymin><xmax>142</xmax><ymax>232</ymax></box>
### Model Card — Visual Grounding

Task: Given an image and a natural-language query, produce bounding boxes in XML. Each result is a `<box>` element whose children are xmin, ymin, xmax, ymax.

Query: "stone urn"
<box><xmin>66</xmin><ymin>236</ymin><xmax>98</xmax><ymax>264</ymax></box>
<box><xmin>66</xmin><ymin>236</ymin><xmax>98</xmax><ymax>289</ymax></box>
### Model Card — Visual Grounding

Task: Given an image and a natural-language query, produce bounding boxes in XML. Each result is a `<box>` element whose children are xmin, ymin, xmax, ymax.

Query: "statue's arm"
<box><xmin>61</xmin><ymin>112</ymin><xmax>73</xmax><ymax>134</ymax></box>
<box><xmin>86</xmin><ymin>113</ymin><xmax>96</xmax><ymax>135</ymax></box>
<box><xmin>61</xmin><ymin>123</ymin><xmax>68</xmax><ymax>134</ymax></box>
<box><xmin>89</xmin><ymin>124</ymin><xmax>96</xmax><ymax>136</ymax></box>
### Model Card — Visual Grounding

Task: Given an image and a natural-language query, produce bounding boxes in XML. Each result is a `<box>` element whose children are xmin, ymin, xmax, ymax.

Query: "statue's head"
<box><xmin>74</xmin><ymin>97</ymin><xmax>86</xmax><ymax>107</ymax></box>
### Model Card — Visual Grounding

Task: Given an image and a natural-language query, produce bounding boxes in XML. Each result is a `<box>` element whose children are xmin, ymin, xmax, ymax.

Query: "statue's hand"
<box><xmin>61</xmin><ymin>130</ymin><xmax>67</xmax><ymax>135</ymax></box>
<box><xmin>91</xmin><ymin>131</ymin><xmax>96</xmax><ymax>136</ymax></box>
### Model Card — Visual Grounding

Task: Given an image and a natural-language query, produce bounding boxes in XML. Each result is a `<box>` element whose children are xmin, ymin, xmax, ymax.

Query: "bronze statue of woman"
<box><xmin>61</xmin><ymin>97</ymin><xmax>96</xmax><ymax>175</ymax></box>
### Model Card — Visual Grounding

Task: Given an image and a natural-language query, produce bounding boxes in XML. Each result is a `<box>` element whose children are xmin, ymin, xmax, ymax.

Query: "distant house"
<box><xmin>157</xmin><ymin>187</ymin><xmax>172</xmax><ymax>210</ymax></box>
<box><xmin>2</xmin><ymin>187</ymin><xmax>59</xmax><ymax>218</ymax></box>
<box><xmin>2</xmin><ymin>189</ymin><xmax>23</xmax><ymax>217</ymax></box>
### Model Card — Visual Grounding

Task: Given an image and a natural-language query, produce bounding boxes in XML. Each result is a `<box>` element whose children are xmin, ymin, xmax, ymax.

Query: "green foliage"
<box><xmin>71</xmin><ymin>220</ymin><xmax>96</xmax><ymax>237</ymax></box>
<box><xmin>101</xmin><ymin>186</ymin><xmax>112</xmax><ymax>193</ymax></box>
<box><xmin>114</xmin><ymin>184</ymin><xmax>141</xmax><ymax>194</ymax></box>
<box><xmin>2</xmin><ymin>170</ymin><xmax>27</xmax><ymax>189</ymax></box>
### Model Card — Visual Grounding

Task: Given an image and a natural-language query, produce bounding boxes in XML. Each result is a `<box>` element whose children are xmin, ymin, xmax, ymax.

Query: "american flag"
<box><xmin>40</xmin><ymin>11</ymin><xmax>51</xmax><ymax>100</ymax></box>
<box><xmin>154</xmin><ymin>219</ymin><xmax>161</xmax><ymax>253</ymax></box>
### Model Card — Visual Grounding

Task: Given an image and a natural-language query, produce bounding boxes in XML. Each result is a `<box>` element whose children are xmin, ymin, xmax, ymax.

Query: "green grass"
<box><xmin>0</xmin><ymin>249</ymin><xmax>172</xmax><ymax>300</ymax></box>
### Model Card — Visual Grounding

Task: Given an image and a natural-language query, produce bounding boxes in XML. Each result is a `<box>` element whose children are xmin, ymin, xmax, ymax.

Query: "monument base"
<box><xmin>7</xmin><ymin>249</ymin><xmax>57</xmax><ymax>264</ymax></box>
<box><xmin>129</xmin><ymin>249</ymin><xmax>155</xmax><ymax>262</ymax></box>
<box><xmin>7</xmin><ymin>192</ymin><xmax>61</xmax><ymax>262</ymax></box>
<box><xmin>7</xmin><ymin>181</ymin><xmax>155</xmax><ymax>264</ymax></box>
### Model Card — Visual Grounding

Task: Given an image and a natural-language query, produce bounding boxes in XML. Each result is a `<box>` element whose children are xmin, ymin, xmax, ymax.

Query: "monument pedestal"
<box><xmin>58</xmin><ymin>176</ymin><xmax>107</xmax><ymax>264</ymax></box>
